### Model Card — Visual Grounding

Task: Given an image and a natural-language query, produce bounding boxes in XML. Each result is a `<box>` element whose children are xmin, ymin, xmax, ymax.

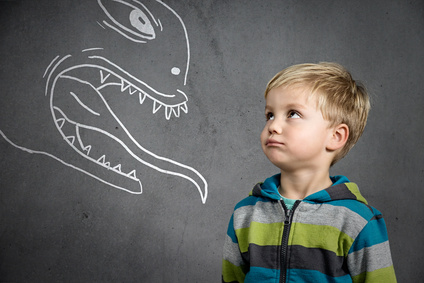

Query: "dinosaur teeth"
<box><xmin>139</xmin><ymin>91</ymin><xmax>147</xmax><ymax>104</ymax></box>
<box><xmin>173</xmin><ymin>105</ymin><xmax>181</xmax><ymax>118</ymax></box>
<box><xmin>112</xmin><ymin>164</ymin><xmax>122</xmax><ymax>172</ymax></box>
<box><xmin>180</xmin><ymin>102</ymin><xmax>188</xmax><ymax>114</ymax></box>
<box><xmin>127</xmin><ymin>169</ymin><xmax>137</xmax><ymax>179</ymax></box>
<box><xmin>152</xmin><ymin>100</ymin><xmax>162</xmax><ymax>114</ymax></box>
<box><xmin>96</xmin><ymin>155</ymin><xmax>111</xmax><ymax>168</ymax></box>
<box><xmin>97</xmin><ymin>155</ymin><xmax>106</xmax><ymax>164</ymax></box>
<box><xmin>89</xmin><ymin>150</ymin><xmax>137</xmax><ymax>179</ymax></box>
<box><xmin>120</xmin><ymin>80</ymin><xmax>131</xmax><ymax>92</ymax></box>
<box><xmin>56</xmin><ymin>118</ymin><xmax>66</xmax><ymax>129</ymax></box>
<box><xmin>66</xmin><ymin>135</ymin><xmax>76</xmax><ymax>144</ymax></box>
<box><xmin>111</xmin><ymin>164</ymin><xmax>137</xmax><ymax>180</ymax></box>
<box><xmin>120</xmin><ymin>79</ymin><xmax>141</xmax><ymax>96</ymax></box>
<box><xmin>84</xmin><ymin>145</ymin><xmax>92</xmax><ymax>155</ymax></box>
<box><xmin>128</xmin><ymin>87</ymin><xmax>137</xmax><ymax>95</ymax></box>
<box><xmin>100</xmin><ymin>70</ymin><xmax>111</xmax><ymax>84</ymax></box>
<box><xmin>120</xmin><ymin>79</ymin><xmax>136</xmax><ymax>95</ymax></box>
<box><xmin>117</xmin><ymin>78</ymin><xmax>189</xmax><ymax>119</ymax></box>
<box><xmin>165</xmin><ymin>106</ymin><xmax>172</xmax><ymax>120</ymax></box>
<box><xmin>154</xmin><ymin>102</ymin><xmax>188</xmax><ymax>119</ymax></box>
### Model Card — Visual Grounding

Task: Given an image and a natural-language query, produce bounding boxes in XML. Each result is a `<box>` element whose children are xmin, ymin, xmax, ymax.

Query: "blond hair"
<box><xmin>265</xmin><ymin>62</ymin><xmax>370</xmax><ymax>165</ymax></box>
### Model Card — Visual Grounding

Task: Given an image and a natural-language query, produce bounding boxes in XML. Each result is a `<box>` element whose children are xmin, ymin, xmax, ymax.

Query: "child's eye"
<box><xmin>288</xmin><ymin>110</ymin><xmax>301</xmax><ymax>119</ymax></box>
<box><xmin>265</xmin><ymin>112</ymin><xmax>275</xmax><ymax>121</ymax></box>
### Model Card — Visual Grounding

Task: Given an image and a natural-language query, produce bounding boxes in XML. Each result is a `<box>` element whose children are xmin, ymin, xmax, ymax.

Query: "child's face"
<box><xmin>260</xmin><ymin>85</ymin><xmax>334</xmax><ymax>172</ymax></box>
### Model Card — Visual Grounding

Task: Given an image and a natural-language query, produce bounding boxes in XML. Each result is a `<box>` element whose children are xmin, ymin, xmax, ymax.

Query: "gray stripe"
<box><xmin>223</xmin><ymin>234</ymin><xmax>245</xmax><ymax>266</ymax></box>
<box><xmin>326</xmin><ymin>184</ymin><xmax>356</xmax><ymax>200</ymax></box>
<box><xmin>244</xmin><ymin>244</ymin><xmax>350</xmax><ymax>277</ymax></box>
<box><xmin>247</xmin><ymin>244</ymin><xmax>280</xmax><ymax>270</ymax></box>
<box><xmin>295</xmin><ymin>202</ymin><xmax>368</xmax><ymax>240</ymax></box>
<box><xmin>233</xmin><ymin>200</ymin><xmax>283</xmax><ymax>230</ymax></box>
<box><xmin>371</xmin><ymin>214</ymin><xmax>383</xmax><ymax>220</ymax></box>
<box><xmin>289</xmin><ymin>245</ymin><xmax>349</xmax><ymax>277</ymax></box>
<box><xmin>347</xmin><ymin>241</ymin><xmax>394</xmax><ymax>276</ymax></box>
<box><xmin>251</xmin><ymin>183</ymin><xmax>263</xmax><ymax>196</ymax></box>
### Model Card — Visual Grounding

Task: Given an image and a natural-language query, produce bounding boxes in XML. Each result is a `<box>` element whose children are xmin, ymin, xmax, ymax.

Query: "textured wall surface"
<box><xmin>1</xmin><ymin>0</ymin><xmax>423</xmax><ymax>282</ymax></box>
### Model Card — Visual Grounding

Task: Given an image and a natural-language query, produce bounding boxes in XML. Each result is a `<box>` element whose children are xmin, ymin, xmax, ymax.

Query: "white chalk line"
<box><xmin>0</xmin><ymin>129</ymin><xmax>143</xmax><ymax>194</ymax></box>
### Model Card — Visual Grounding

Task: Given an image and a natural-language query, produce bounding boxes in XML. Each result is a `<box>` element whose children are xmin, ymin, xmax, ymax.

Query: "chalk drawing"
<box><xmin>0</xmin><ymin>0</ymin><xmax>208</xmax><ymax>203</ymax></box>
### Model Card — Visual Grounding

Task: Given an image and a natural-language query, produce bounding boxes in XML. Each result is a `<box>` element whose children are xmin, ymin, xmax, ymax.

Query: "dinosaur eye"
<box><xmin>98</xmin><ymin>0</ymin><xmax>159</xmax><ymax>43</ymax></box>
<box><xmin>129</xmin><ymin>9</ymin><xmax>155</xmax><ymax>37</ymax></box>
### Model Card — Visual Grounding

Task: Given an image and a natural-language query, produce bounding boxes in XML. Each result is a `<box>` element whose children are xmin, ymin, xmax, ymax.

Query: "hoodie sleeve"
<box><xmin>222</xmin><ymin>214</ymin><xmax>247</xmax><ymax>283</ymax></box>
<box><xmin>346</xmin><ymin>208</ymin><xmax>397</xmax><ymax>283</ymax></box>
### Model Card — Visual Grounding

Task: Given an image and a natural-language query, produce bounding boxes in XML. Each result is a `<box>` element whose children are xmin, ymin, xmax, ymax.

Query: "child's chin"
<box><xmin>267</xmin><ymin>158</ymin><xmax>286</xmax><ymax>170</ymax></box>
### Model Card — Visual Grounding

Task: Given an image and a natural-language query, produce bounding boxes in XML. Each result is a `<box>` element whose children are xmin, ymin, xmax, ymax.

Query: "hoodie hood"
<box><xmin>250</xmin><ymin>173</ymin><xmax>368</xmax><ymax>205</ymax></box>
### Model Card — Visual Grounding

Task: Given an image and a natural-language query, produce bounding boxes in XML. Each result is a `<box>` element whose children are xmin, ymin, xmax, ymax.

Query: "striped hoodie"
<box><xmin>222</xmin><ymin>174</ymin><xmax>396</xmax><ymax>283</ymax></box>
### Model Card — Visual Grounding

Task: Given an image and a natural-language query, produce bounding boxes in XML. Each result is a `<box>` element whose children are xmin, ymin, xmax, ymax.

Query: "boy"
<box><xmin>222</xmin><ymin>62</ymin><xmax>396</xmax><ymax>282</ymax></box>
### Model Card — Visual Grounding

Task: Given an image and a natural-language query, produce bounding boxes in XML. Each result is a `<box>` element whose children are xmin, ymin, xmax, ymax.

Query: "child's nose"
<box><xmin>268</xmin><ymin>119</ymin><xmax>282</xmax><ymax>134</ymax></box>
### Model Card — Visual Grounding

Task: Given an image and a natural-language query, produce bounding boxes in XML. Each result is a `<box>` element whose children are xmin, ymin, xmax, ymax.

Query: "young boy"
<box><xmin>222</xmin><ymin>62</ymin><xmax>396</xmax><ymax>283</ymax></box>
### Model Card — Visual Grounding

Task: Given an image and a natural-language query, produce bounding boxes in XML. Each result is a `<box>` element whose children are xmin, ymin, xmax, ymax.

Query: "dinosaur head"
<box><xmin>95</xmin><ymin>0</ymin><xmax>191</xmax><ymax>114</ymax></box>
<box><xmin>43</xmin><ymin>0</ymin><xmax>207</xmax><ymax>203</ymax></box>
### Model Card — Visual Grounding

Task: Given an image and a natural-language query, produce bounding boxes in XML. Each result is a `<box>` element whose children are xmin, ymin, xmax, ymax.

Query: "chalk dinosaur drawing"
<box><xmin>0</xmin><ymin>0</ymin><xmax>208</xmax><ymax>203</ymax></box>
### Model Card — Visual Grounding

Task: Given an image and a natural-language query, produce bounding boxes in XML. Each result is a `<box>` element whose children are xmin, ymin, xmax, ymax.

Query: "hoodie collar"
<box><xmin>250</xmin><ymin>173</ymin><xmax>368</xmax><ymax>205</ymax></box>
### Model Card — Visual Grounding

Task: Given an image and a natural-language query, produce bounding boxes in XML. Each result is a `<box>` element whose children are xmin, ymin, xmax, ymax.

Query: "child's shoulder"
<box><xmin>233</xmin><ymin>193</ymin><xmax>272</xmax><ymax>211</ymax></box>
<box><xmin>326</xmin><ymin>196</ymin><xmax>383</xmax><ymax>223</ymax></box>
<box><xmin>233</xmin><ymin>181</ymin><xmax>281</xmax><ymax>210</ymax></box>
<box><xmin>312</xmin><ymin>180</ymin><xmax>382</xmax><ymax>222</ymax></box>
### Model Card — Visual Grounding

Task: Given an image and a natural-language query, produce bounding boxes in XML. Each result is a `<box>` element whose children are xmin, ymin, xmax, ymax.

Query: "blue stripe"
<box><xmin>288</xmin><ymin>269</ymin><xmax>353</xmax><ymax>282</ymax></box>
<box><xmin>234</xmin><ymin>195</ymin><xmax>262</xmax><ymax>210</ymax></box>
<box><xmin>226</xmin><ymin>214</ymin><xmax>238</xmax><ymax>243</ymax></box>
<box><xmin>331</xmin><ymin>175</ymin><xmax>350</xmax><ymax>185</ymax></box>
<box><xmin>262</xmin><ymin>173</ymin><xmax>280</xmax><ymax>191</ymax></box>
<box><xmin>349</xmin><ymin>217</ymin><xmax>389</xmax><ymax>252</ymax></box>
<box><xmin>259</xmin><ymin>173</ymin><xmax>283</xmax><ymax>200</ymax></box>
<box><xmin>304</xmin><ymin>189</ymin><xmax>332</xmax><ymax>203</ymax></box>
<box><xmin>245</xmin><ymin>266</ymin><xmax>279</xmax><ymax>283</ymax></box>
<box><xmin>370</xmin><ymin>206</ymin><xmax>383</xmax><ymax>216</ymax></box>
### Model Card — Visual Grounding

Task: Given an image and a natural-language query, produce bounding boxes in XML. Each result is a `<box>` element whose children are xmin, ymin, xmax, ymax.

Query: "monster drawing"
<box><xmin>0</xmin><ymin>0</ymin><xmax>208</xmax><ymax>203</ymax></box>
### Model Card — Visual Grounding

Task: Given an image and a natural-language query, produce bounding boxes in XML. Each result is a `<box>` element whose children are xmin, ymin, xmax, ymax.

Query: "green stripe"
<box><xmin>289</xmin><ymin>223</ymin><xmax>354</xmax><ymax>256</ymax></box>
<box><xmin>235</xmin><ymin>222</ymin><xmax>283</xmax><ymax>252</ymax></box>
<box><xmin>222</xmin><ymin>259</ymin><xmax>247</xmax><ymax>283</ymax></box>
<box><xmin>352</xmin><ymin>265</ymin><xmax>397</xmax><ymax>283</ymax></box>
<box><xmin>345</xmin><ymin>183</ymin><xmax>368</xmax><ymax>204</ymax></box>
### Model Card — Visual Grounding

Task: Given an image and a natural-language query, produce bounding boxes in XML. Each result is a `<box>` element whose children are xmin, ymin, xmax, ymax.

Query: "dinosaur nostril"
<box><xmin>171</xmin><ymin>67</ymin><xmax>180</xmax><ymax>76</ymax></box>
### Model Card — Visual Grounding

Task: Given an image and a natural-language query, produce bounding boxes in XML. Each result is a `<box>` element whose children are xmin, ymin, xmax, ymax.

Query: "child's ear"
<box><xmin>327</xmin><ymin>123</ymin><xmax>349</xmax><ymax>151</ymax></box>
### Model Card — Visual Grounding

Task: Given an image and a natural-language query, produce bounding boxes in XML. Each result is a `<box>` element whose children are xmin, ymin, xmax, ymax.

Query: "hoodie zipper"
<box><xmin>279</xmin><ymin>200</ymin><xmax>300</xmax><ymax>283</ymax></box>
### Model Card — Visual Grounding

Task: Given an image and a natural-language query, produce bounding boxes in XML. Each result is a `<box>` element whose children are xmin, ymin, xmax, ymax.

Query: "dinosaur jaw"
<box><xmin>54</xmin><ymin>57</ymin><xmax>189</xmax><ymax>119</ymax></box>
<box><xmin>53</xmin><ymin>106</ymin><xmax>140</xmax><ymax>184</ymax></box>
<box><xmin>102</xmin><ymin>70</ymin><xmax>188</xmax><ymax>120</ymax></box>
<box><xmin>48</xmin><ymin>64</ymin><xmax>207</xmax><ymax>203</ymax></box>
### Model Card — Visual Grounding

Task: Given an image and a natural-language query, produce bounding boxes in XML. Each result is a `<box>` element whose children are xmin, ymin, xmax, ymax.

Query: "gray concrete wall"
<box><xmin>1</xmin><ymin>0</ymin><xmax>422</xmax><ymax>281</ymax></box>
